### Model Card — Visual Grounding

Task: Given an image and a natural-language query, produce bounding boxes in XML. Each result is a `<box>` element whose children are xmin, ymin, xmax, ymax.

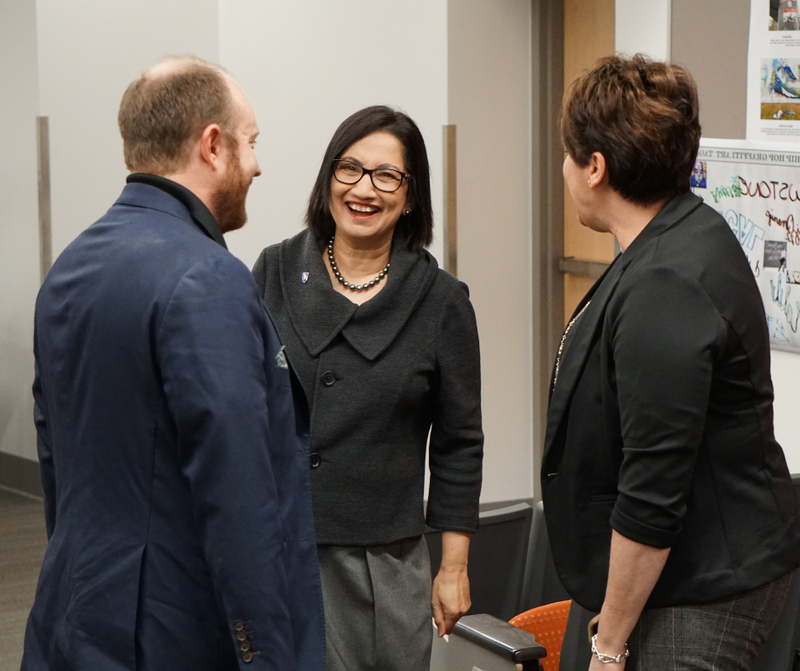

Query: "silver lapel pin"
<box><xmin>302</xmin><ymin>272</ymin><xmax>309</xmax><ymax>283</ymax></box>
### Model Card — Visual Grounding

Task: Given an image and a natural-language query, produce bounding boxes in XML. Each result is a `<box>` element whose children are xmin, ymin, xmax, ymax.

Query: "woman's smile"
<box><xmin>346</xmin><ymin>201</ymin><xmax>382</xmax><ymax>217</ymax></box>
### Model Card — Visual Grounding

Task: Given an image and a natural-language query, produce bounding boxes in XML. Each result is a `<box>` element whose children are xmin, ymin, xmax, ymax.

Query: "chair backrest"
<box><xmin>426</xmin><ymin>503</ymin><xmax>533</xmax><ymax>621</ymax></box>
<box><xmin>520</xmin><ymin>501</ymin><xmax>570</xmax><ymax>611</ymax></box>
<box><xmin>510</xmin><ymin>600</ymin><xmax>571</xmax><ymax>671</ymax></box>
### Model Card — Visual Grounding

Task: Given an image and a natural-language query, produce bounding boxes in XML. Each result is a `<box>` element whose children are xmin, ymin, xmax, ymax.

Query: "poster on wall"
<box><xmin>691</xmin><ymin>138</ymin><xmax>800</xmax><ymax>352</ymax></box>
<box><xmin>747</xmin><ymin>0</ymin><xmax>800</xmax><ymax>140</ymax></box>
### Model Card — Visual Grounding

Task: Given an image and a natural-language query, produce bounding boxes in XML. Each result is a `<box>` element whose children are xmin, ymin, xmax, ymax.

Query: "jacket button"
<box><xmin>240</xmin><ymin>641</ymin><xmax>251</xmax><ymax>652</ymax></box>
<box><xmin>243</xmin><ymin>650</ymin><xmax>254</xmax><ymax>663</ymax></box>
<box><xmin>236</xmin><ymin>630</ymin><xmax>248</xmax><ymax>641</ymax></box>
<box><xmin>321</xmin><ymin>371</ymin><xmax>336</xmax><ymax>386</ymax></box>
<box><xmin>233</xmin><ymin>620</ymin><xmax>245</xmax><ymax>632</ymax></box>
<box><xmin>310</xmin><ymin>453</ymin><xmax>321</xmax><ymax>469</ymax></box>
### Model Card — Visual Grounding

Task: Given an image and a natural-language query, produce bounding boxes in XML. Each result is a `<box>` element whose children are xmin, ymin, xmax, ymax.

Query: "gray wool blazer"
<box><xmin>253</xmin><ymin>229</ymin><xmax>484</xmax><ymax>546</ymax></box>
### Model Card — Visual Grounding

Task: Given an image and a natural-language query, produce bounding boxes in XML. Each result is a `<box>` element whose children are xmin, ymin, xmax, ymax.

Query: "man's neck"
<box><xmin>159</xmin><ymin>170</ymin><xmax>216</xmax><ymax>219</ymax></box>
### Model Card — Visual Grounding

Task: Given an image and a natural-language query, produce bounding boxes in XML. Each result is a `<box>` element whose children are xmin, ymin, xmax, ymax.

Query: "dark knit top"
<box><xmin>253</xmin><ymin>229</ymin><xmax>484</xmax><ymax>545</ymax></box>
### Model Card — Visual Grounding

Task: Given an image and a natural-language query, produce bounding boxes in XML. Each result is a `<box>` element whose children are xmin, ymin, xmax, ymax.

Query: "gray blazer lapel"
<box><xmin>278</xmin><ymin>232</ymin><xmax>358</xmax><ymax>357</ymax></box>
<box><xmin>276</xmin><ymin>230</ymin><xmax>438</xmax><ymax>361</ymax></box>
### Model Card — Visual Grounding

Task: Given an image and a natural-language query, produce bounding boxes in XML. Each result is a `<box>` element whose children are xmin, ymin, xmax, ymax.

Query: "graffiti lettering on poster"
<box><xmin>738</xmin><ymin>176</ymin><xmax>800</xmax><ymax>200</ymax></box>
<box><xmin>692</xmin><ymin>140</ymin><xmax>800</xmax><ymax>353</ymax></box>
<box><xmin>767</xmin><ymin>315</ymin><xmax>793</xmax><ymax>345</ymax></box>
<box><xmin>726</xmin><ymin>209</ymin><xmax>766</xmax><ymax>250</ymax></box>
<box><xmin>765</xmin><ymin>209</ymin><xmax>800</xmax><ymax>244</ymax></box>
<box><xmin>709</xmin><ymin>178</ymin><xmax>743</xmax><ymax>203</ymax></box>
<box><xmin>723</xmin><ymin>209</ymin><xmax>763</xmax><ymax>276</ymax></box>
<box><xmin>770</xmin><ymin>270</ymin><xmax>800</xmax><ymax>333</ymax></box>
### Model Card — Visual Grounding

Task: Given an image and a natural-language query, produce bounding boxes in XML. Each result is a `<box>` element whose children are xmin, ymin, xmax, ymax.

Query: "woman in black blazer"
<box><xmin>252</xmin><ymin>106</ymin><xmax>483</xmax><ymax>671</ymax></box>
<box><xmin>543</xmin><ymin>54</ymin><xmax>800</xmax><ymax>670</ymax></box>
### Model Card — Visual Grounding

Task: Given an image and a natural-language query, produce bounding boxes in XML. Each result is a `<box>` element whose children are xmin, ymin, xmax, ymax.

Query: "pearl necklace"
<box><xmin>552</xmin><ymin>300</ymin><xmax>591</xmax><ymax>389</ymax></box>
<box><xmin>327</xmin><ymin>237</ymin><xmax>390</xmax><ymax>292</ymax></box>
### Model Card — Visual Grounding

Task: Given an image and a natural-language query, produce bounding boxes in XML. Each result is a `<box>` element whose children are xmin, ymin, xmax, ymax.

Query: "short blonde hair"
<box><xmin>118</xmin><ymin>55</ymin><xmax>237</xmax><ymax>174</ymax></box>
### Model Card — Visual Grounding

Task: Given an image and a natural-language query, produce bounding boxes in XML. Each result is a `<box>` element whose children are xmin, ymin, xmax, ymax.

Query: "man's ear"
<box><xmin>199</xmin><ymin>123</ymin><xmax>224</xmax><ymax>171</ymax></box>
<box><xmin>588</xmin><ymin>151</ymin><xmax>608</xmax><ymax>187</ymax></box>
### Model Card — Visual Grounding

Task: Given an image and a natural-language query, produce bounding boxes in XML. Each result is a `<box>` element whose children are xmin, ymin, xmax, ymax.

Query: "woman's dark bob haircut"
<box><xmin>306</xmin><ymin>105</ymin><xmax>433</xmax><ymax>252</ymax></box>
<box><xmin>561</xmin><ymin>53</ymin><xmax>701</xmax><ymax>206</ymax></box>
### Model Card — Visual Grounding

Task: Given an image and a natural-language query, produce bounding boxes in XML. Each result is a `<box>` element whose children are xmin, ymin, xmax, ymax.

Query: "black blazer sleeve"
<box><xmin>607</xmin><ymin>264</ymin><xmax>724</xmax><ymax>548</ymax></box>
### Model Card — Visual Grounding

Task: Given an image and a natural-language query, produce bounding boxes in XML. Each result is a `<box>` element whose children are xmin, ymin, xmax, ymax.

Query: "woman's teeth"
<box><xmin>348</xmin><ymin>203</ymin><xmax>379</xmax><ymax>214</ymax></box>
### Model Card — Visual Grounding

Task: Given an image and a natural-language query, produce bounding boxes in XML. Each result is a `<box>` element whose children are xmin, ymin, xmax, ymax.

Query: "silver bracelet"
<box><xmin>591</xmin><ymin>634</ymin><xmax>630</xmax><ymax>664</ymax></box>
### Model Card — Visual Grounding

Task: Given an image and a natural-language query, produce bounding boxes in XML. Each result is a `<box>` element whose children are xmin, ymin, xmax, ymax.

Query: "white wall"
<box><xmin>615</xmin><ymin>0</ymin><xmax>671</xmax><ymax>60</ymax></box>
<box><xmin>448</xmin><ymin>0</ymin><xmax>534</xmax><ymax>503</ymax></box>
<box><xmin>0</xmin><ymin>0</ymin><xmax>40</xmax><ymax>461</ymax></box>
<box><xmin>218</xmin><ymin>0</ymin><xmax>448</xmax><ymax>268</ymax></box>
<box><xmin>36</xmin><ymin>0</ymin><xmax>220</xmax><ymax>260</ymax></box>
<box><xmin>771</xmin><ymin>351</ymin><xmax>800</xmax><ymax>472</ymax></box>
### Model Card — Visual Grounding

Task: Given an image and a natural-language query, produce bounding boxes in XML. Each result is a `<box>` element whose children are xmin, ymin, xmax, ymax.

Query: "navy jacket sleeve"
<box><xmin>157</xmin><ymin>255</ymin><xmax>296</xmax><ymax>669</ymax></box>
<box><xmin>32</xmin><ymin>356</ymin><xmax>56</xmax><ymax>538</ymax></box>
<box><xmin>426</xmin><ymin>280</ymin><xmax>484</xmax><ymax>533</ymax></box>
<box><xmin>607</xmin><ymin>264</ymin><xmax>723</xmax><ymax>548</ymax></box>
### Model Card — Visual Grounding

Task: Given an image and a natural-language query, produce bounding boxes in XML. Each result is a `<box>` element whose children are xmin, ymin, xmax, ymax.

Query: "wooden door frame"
<box><xmin>530</xmin><ymin>0</ymin><xmax>565</xmax><ymax>502</ymax></box>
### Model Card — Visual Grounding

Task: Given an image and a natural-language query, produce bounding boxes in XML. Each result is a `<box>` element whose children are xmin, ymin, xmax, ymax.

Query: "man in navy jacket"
<box><xmin>22</xmin><ymin>55</ymin><xmax>325</xmax><ymax>671</ymax></box>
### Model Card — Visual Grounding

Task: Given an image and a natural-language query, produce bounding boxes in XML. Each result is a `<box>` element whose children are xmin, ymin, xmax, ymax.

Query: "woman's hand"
<box><xmin>432</xmin><ymin>531</ymin><xmax>472</xmax><ymax>636</ymax></box>
<box><xmin>589</xmin><ymin>655</ymin><xmax>626</xmax><ymax>671</ymax></box>
<box><xmin>432</xmin><ymin>565</ymin><xmax>470</xmax><ymax>636</ymax></box>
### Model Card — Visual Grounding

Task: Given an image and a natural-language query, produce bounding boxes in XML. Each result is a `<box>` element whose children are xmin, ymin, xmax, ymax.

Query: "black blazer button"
<box><xmin>240</xmin><ymin>641</ymin><xmax>251</xmax><ymax>652</ymax></box>
<box><xmin>321</xmin><ymin>371</ymin><xmax>336</xmax><ymax>386</ymax></box>
<box><xmin>310</xmin><ymin>453</ymin><xmax>321</xmax><ymax>469</ymax></box>
<box><xmin>233</xmin><ymin>620</ymin><xmax>245</xmax><ymax>632</ymax></box>
<box><xmin>236</xmin><ymin>630</ymin><xmax>247</xmax><ymax>641</ymax></box>
<box><xmin>243</xmin><ymin>650</ymin><xmax>254</xmax><ymax>663</ymax></box>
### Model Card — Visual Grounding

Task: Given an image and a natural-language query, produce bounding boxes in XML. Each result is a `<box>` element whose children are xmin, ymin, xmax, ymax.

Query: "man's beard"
<box><xmin>213</xmin><ymin>141</ymin><xmax>250</xmax><ymax>233</ymax></box>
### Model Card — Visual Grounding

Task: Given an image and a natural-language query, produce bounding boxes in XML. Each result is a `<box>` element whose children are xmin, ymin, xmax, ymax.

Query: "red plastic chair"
<box><xmin>509</xmin><ymin>599</ymin><xmax>571</xmax><ymax>671</ymax></box>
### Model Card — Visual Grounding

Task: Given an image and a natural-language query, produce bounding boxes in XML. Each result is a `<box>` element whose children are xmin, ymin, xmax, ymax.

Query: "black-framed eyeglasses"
<box><xmin>332</xmin><ymin>159</ymin><xmax>411</xmax><ymax>193</ymax></box>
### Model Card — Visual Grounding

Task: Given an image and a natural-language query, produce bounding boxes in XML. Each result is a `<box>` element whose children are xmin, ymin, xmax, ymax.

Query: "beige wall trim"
<box><xmin>530</xmin><ymin>0</ymin><xmax>565</xmax><ymax>502</ymax></box>
<box><xmin>0</xmin><ymin>452</ymin><xmax>43</xmax><ymax>499</ymax></box>
<box><xmin>37</xmin><ymin>116</ymin><xmax>53</xmax><ymax>284</ymax></box>
<box><xmin>670</xmin><ymin>0</ymin><xmax>748</xmax><ymax>140</ymax></box>
<box><xmin>559</xmin><ymin>257</ymin><xmax>609</xmax><ymax>280</ymax></box>
<box><xmin>442</xmin><ymin>124</ymin><xmax>457</xmax><ymax>277</ymax></box>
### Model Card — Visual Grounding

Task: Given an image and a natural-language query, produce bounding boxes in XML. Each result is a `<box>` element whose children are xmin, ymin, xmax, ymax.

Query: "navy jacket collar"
<box><xmin>126</xmin><ymin>173</ymin><xmax>227</xmax><ymax>249</ymax></box>
<box><xmin>277</xmin><ymin>230</ymin><xmax>439</xmax><ymax>361</ymax></box>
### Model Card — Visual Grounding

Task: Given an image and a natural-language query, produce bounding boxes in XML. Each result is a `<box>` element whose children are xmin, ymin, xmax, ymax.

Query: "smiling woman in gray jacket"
<box><xmin>252</xmin><ymin>105</ymin><xmax>484</xmax><ymax>671</ymax></box>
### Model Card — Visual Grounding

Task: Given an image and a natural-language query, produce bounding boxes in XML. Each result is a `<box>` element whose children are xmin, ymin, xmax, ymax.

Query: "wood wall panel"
<box><xmin>562</xmin><ymin>0</ymin><xmax>617</xmax><ymax>320</ymax></box>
